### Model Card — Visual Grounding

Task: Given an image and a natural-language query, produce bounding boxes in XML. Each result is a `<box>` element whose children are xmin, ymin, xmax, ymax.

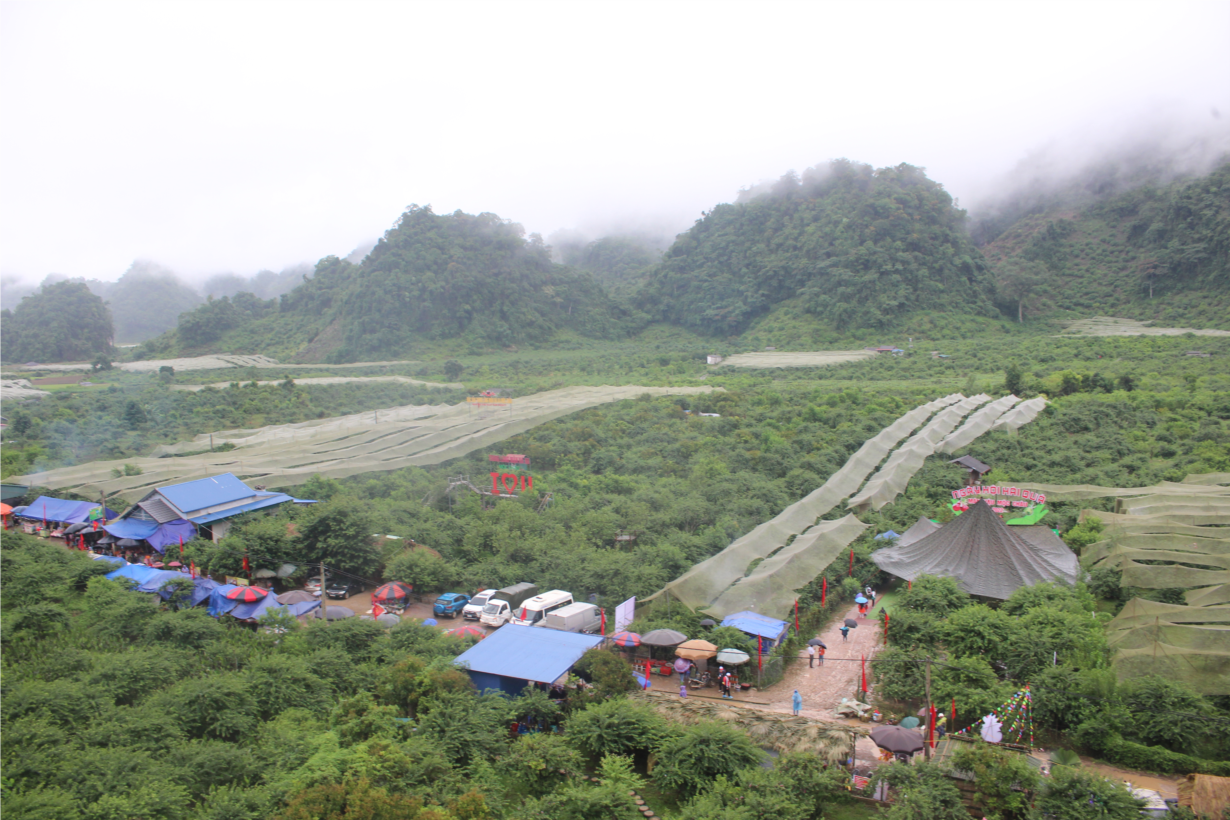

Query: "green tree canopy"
<box><xmin>1</xmin><ymin>279</ymin><xmax>113</xmax><ymax>363</ymax></box>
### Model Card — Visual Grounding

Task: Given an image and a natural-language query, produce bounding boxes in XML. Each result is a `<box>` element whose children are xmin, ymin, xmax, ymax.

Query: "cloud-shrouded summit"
<box><xmin>1</xmin><ymin>0</ymin><xmax>1227</xmax><ymax>291</ymax></box>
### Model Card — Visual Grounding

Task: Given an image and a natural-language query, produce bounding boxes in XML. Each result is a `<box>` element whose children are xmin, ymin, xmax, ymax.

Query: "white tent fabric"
<box><xmin>937</xmin><ymin>395</ymin><xmax>1021</xmax><ymax>454</ymax></box>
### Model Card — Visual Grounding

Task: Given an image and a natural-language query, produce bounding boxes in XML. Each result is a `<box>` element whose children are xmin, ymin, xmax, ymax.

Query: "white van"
<box><xmin>544</xmin><ymin>602</ymin><xmax>603</xmax><ymax>634</ymax></box>
<box><xmin>462</xmin><ymin>590</ymin><xmax>496</xmax><ymax>620</ymax></box>
<box><xmin>509</xmin><ymin>590</ymin><xmax>574</xmax><ymax>627</ymax></box>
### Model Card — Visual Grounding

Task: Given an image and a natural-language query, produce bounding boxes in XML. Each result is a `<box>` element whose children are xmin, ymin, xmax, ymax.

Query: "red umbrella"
<box><xmin>168</xmin><ymin>561</ymin><xmax>183</xmax><ymax>568</ymax></box>
<box><xmin>449</xmin><ymin>624</ymin><xmax>485</xmax><ymax>640</ymax></box>
<box><xmin>611</xmin><ymin>631</ymin><xmax>641</xmax><ymax>648</ymax></box>
<box><xmin>372</xmin><ymin>582</ymin><xmax>413</xmax><ymax>603</ymax></box>
<box><xmin>225</xmin><ymin>586</ymin><xmax>268</xmax><ymax>602</ymax></box>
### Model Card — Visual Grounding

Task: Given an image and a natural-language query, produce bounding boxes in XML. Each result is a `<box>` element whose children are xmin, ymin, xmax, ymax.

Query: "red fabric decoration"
<box><xmin>242</xmin><ymin>554</ymin><xmax>251</xmax><ymax>574</ymax></box>
<box><xmin>758</xmin><ymin>635</ymin><xmax>763</xmax><ymax>671</ymax></box>
<box><xmin>794</xmin><ymin>599</ymin><xmax>799</xmax><ymax>632</ymax></box>
<box><xmin>821</xmin><ymin>577</ymin><xmax>826</xmax><ymax>607</ymax></box>
<box><xmin>860</xmin><ymin>654</ymin><xmax>867</xmax><ymax>694</ymax></box>
<box><xmin>849</xmin><ymin>547</ymin><xmax>854</xmax><ymax>576</ymax></box>
<box><xmin>600</xmin><ymin>608</ymin><xmax>606</xmax><ymax>636</ymax></box>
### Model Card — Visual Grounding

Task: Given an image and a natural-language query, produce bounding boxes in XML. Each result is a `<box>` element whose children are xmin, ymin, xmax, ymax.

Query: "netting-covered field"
<box><xmin>12</xmin><ymin>384</ymin><xmax>718</xmax><ymax>502</ymax></box>
<box><xmin>1059</xmin><ymin>317</ymin><xmax>1230</xmax><ymax>337</ymax></box>
<box><xmin>716</xmin><ymin>351</ymin><xmax>877</xmax><ymax>368</ymax></box>
<box><xmin>1107</xmin><ymin>599</ymin><xmax>1230</xmax><ymax>695</ymax></box>
<box><xmin>6</xmin><ymin>355</ymin><xmax>420</xmax><ymax>373</ymax></box>
<box><xmin>937</xmin><ymin>394</ymin><xmax>1022</xmax><ymax>454</ymax></box>
<box><xmin>0</xmin><ymin>379</ymin><xmax>49</xmax><ymax>401</ymax></box>
<box><xmin>989</xmin><ymin>396</ymin><xmax>1048</xmax><ymax>432</ymax></box>
<box><xmin>171</xmin><ymin>375</ymin><xmax>459</xmax><ymax>392</ymax></box>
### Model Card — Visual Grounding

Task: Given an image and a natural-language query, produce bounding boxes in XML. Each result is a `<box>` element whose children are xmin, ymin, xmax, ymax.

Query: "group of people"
<box><xmin>677</xmin><ymin>665</ymin><xmax>738</xmax><ymax>699</ymax></box>
<box><xmin>857</xmin><ymin>585</ymin><xmax>877</xmax><ymax>616</ymax></box>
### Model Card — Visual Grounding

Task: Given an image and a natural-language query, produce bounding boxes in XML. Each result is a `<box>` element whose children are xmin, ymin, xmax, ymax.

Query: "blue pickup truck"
<box><xmin>433</xmin><ymin>592</ymin><xmax>471</xmax><ymax>619</ymax></box>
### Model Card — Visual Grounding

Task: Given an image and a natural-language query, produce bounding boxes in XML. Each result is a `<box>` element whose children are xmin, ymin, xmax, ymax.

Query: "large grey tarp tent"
<box><xmin>897</xmin><ymin>516</ymin><xmax>941</xmax><ymax>547</ymax></box>
<box><xmin>870</xmin><ymin>500</ymin><xmax>1078</xmax><ymax>600</ymax></box>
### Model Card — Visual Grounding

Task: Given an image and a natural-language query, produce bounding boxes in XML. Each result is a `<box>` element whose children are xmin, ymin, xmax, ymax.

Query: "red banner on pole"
<box><xmin>849</xmin><ymin>547</ymin><xmax>854</xmax><ymax>576</ymax></box>
<box><xmin>860</xmin><ymin>654</ymin><xmax>867</xmax><ymax>694</ymax></box>
<box><xmin>951</xmin><ymin>697</ymin><xmax>957</xmax><ymax>726</ymax></box>
<box><xmin>758</xmin><ymin>635</ymin><xmax>763</xmax><ymax>671</ymax></box>
<box><xmin>929</xmin><ymin>703</ymin><xmax>937</xmax><ymax>750</ymax></box>
<box><xmin>179</xmin><ymin>536</ymin><xmax>184</xmax><ymax>556</ymax></box>
<box><xmin>884</xmin><ymin>611</ymin><xmax>890</xmax><ymax>644</ymax></box>
<box><xmin>600</xmin><ymin>608</ymin><xmax>606</xmax><ymax>636</ymax></box>
<box><xmin>821</xmin><ymin>577</ymin><xmax>827</xmax><ymax>607</ymax></box>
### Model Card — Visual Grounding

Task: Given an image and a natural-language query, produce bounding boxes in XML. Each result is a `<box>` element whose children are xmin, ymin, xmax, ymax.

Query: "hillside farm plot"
<box><xmin>13</xmin><ymin>384</ymin><xmax>718</xmax><ymax>502</ymax></box>
<box><xmin>171</xmin><ymin>375</ymin><xmax>459</xmax><ymax>392</ymax></box>
<box><xmin>1059</xmin><ymin>317</ymin><xmax>1230</xmax><ymax>337</ymax></box>
<box><xmin>717</xmin><ymin>350</ymin><xmax>877</xmax><ymax>368</ymax></box>
<box><xmin>10</xmin><ymin>355</ymin><xmax>421</xmax><ymax>373</ymax></box>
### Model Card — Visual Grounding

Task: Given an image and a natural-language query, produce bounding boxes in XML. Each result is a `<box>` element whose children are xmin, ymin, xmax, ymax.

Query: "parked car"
<box><xmin>509</xmin><ymin>590</ymin><xmax>574</xmax><ymax>627</ymax></box>
<box><xmin>433</xmin><ymin>592</ymin><xmax>471</xmax><ymax>618</ymax></box>
<box><xmin>462</xmin><ymin>589</ymin><xmax>496</xmax><ymax>620</ymax></box>
<box><xmin>326</xmin><ymin>580</ymin><xmax>361</xmax><ymax>599</ymax></box>
<box><xmin>479</xmin><ymin>582</ymin><xmax>539</xmax><ymax>627</ymax></box>
<box><xmin>305</xmin><ymin>574</ymin><xmax>333</xmax><ymax>594</ymax></box>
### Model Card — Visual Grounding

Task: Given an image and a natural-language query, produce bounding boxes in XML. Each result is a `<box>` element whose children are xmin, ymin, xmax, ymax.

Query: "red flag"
<box><xmin>794</xmin><ymin>599</ymin><xmax>799</xmax><ymax>632</ymax></box>
<box><xmin>600</xmin><ymin>608</ymin><xmax>606</xmax><ymax>636</ymax></box>
<box><xmin>242</xmin><ymin>554</ymin><xmax>251</xmax><ymax>575</ymax></box>
<box><xmin>908</xmin><ymin>579</ymin><xmax>912</xmax><ymax>591</ymax></box>
<box><xmin>78</xmin><ymin>533</ymin><xmax>86</xmax><ymax>551</ymax></box>
<box><xmin>951</xmin><ymin>697</ymin><xmax>957</xmax><ymax>726</ymax></box>
<box><xmin>758</xmin><ymin>635</ymin><xmax>763</xmax><ymax>671</ymax></box>
<box><xmin>520</xmin><ymin>605</ymin><xmax>527</xmax><ymax>621</ymax></box>
<box><xmin>190</xmin><ymin>561</ymin><xmax>197</xmax><ymax>579</ymax></box>
<box><xmin>848</xmin><ymin>546</ymin><xmax>854</xmax><ymax>576</ymax></box>
<box><xmin>821</xmin><ymin>577</ymin><xmax>827</xmax><ymax>607</ymax></box>
<box><xmin>373</xmin><ymin>602</ymin><xmax>386</xmax><ymax>619</ymax></box>
<box><xmin>92</xmin><ymin>519</ymin><xmax>99</xmax><ymax>531</ymax></box>
<box><xmin>179</xmin><ymin>536</ymin><xmax>184</xmax><ymax>556</ymax></box>
<box><xmin>860</xmin><ymin>654</ymin><xmax>867</xmax><ymax>694</ymax></box>
<box><xmin>884</xmin><ymin>611</ymin><xmax>890</xmax><ymax>644</ymax></box>
<box><xmin>929</xmin><ymin>703</ymin><xmax>937</xmax><ymax>750</ymax></box>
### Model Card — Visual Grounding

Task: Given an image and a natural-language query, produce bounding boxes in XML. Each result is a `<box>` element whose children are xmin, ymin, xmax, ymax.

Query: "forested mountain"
<box><xmin>88</xmin><ymin>261</ymin><xmax>204</xmax><ymax>344</ymax></box>
<box><xmin>635</xmin><ymin>161</ymin><xmax>997</xmax><ymax>333</ymax></box>
<box><xmin>983</xmin><ymin>162</ymin><xmax>1230</xmax><ymax>327</ymax></box>
<box><xmin>554</xmin><ymin>233</ymin><xmax>664</xmax><ymax>292</ymax></box>
<box><xmin>0</xmin><ymin>280</ymin><xmax>113</xmax><ymax>362</ymax></box>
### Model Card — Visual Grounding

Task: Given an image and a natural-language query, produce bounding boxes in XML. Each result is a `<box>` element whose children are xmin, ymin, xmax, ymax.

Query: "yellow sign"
<box><xmin>225</xmin><ymin>576</ymin><xmax>250</xmax><ymax>586</ymax></box>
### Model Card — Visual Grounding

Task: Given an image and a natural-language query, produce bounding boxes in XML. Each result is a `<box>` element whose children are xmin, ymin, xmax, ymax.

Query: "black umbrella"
<box><xmin>808</xmin><ymin>638</ymin><xmax>827</xmax><ymax>648</ymax></box>
<box><xmin>699</xmin><ymin>618</ymin><xmax>717</xmax><ymax>627</ymax></box>
<box><xmin>117</xmin><ymin>538</ymin><xmax>140</xmax><ymax>548</ymax></box>
<box><xmin>97</xmin><ymin>534</ymin><xmax>117</xmax><ymax>545</ymax></box>
<box><xmin>870</xmin><ymin>725</ymin><xmax>924</xmax><ymax>755</ymax></box>
<box><xmin>641</xmin><ymin>629</ymin><xmax>687</xmax><ymax>647</ymax></box>
<box><xmin>844</xmin><ymin>618</ymin><xmax>858</xmax><ymax>628</ymax></box>
<box><xmin>64</xmin><ymin>522</ymin><xmax>89</xmax><ymax>534</ymax></box>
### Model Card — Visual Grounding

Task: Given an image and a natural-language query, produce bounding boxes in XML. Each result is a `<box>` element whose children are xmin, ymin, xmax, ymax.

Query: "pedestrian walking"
<box><xmin>807</xmin><ymin>644</ymin><xmax>816</xmax><ymax>668</ymax></box>
<box><xmin>840</xmin><ymin>626</ymin><xmax>850</xmax><ymax>641</ymax></box>
<box><xmin>818</xmin><ymin>645</ymin><xmax>826</xmax><ymax>664</ymax></box>
<box><xmin>792</xmin><ymin>689</ymin><xmax>803</xmax><ymax>716</ymax></box>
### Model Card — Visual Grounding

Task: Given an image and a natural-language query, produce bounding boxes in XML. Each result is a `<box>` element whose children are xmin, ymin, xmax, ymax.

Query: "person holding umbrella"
<box><xmin>840</xmin><ymin>625</ymin><xmax>850</xmax><ymax>641</ymax></box>
<box><xmin>807</xmin><ymin>644</ymin><xmax>816</xmax><ymax>667</ymax></box>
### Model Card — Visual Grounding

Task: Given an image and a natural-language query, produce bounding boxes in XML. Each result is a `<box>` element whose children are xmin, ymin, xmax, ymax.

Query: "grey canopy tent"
<box><xmin>870</xmin><ymin>499</ymin><xmax>1078</xmax><ymax>600</ymax></box>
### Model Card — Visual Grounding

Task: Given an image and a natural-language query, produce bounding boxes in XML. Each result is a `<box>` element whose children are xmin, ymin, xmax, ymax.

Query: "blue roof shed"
<box><xmin>453</xmin><ymin>625</ymin><xmax>605</xmax><ymax>696</ymax></box>
<box><xmin>721</xmin><ymin>611</ymin><xmax>789</xmax><ymax>647</ymax></box>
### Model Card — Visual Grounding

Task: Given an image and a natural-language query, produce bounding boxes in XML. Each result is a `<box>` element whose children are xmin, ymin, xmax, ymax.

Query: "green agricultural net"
<box><xmin>937</xmin><ymin>394</ymin><xmax>1022</xmax><ymax>454</ymax></box>
<box><xmin>847</xmin><ymin>394</ymin><xmax>991</xmax><ymax>512</ymax></box>
<box><xmin>13</xmin><ymin>385</ymin><xmax>720</xmax><ymax>502</ymax></box>
<box><xmin>652</xmin><ymin>395</ymin><xmax>964</xmax><ymax>612</ymax></box>
<box><xmin>1106</xmin><ymin>598</ymin><xmax>1230</xmax><ymax>695</ymax></box>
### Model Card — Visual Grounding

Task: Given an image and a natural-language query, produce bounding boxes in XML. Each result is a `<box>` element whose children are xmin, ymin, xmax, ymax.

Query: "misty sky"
<box><xmin>2</xmin><ymin>0</ymin><xmax>1228</xmax><ymax>287</ymax></box>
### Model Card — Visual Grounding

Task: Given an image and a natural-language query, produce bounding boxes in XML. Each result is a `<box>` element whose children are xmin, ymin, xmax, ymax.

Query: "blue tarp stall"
<box><xmin>721</xmin><ymin>611</ymin><xmax>789</xmax><ymax>648</ymax></box>
<box><xmin>184</xmin><ymin>578</ymin><xmax>219</xmax><ymax>608</ymax></box>
<box><xmin>105</xmin><ymin>564</ymin><xmax>161</xmax><ymax>585</ymax></box>
<box><xmin>137</xmin><ymin>569</ymin><xmax>190</xmax><ymax>594</ymax></box>
<box><xmin>875</xmin><ymin>530</ymin><xmax>901</xmax><ymax>541</ymax></box>
<box><xmin>146</xmin><ymin>520</ymin><xmax>197</xmax><ymax>553</ymax></box>
<box><xmin>453</xmin><ymin>624</ymin><xmax>605</xmax><ymax>697</ymax></box>
<box><xmin>207</xmin><ymin>584</ymin><xmax>241</xmax><ymax>618</ymax></box>
<box><xmin>229</xmin><ymin>595</ymin><xmax>284</xmax><ymax>621</ymax></box>
<box><xmin>17</xmin><ymin>496</ymin><xmax>117</xmax><ymax>525</ymax></box>
<box><xmin>103</xmin><ymin>519</ymin><xmax>159</xmax><ymax>540</ymax></box>
<box><xmin>103</xmin><ymin>518</ymin><xmax>197</xmax><ymax>554</ymax></box>
<box><xmin>286</xmin><ymin>600</ymin><xmax>322</xmax><ymax>618</ymax></box>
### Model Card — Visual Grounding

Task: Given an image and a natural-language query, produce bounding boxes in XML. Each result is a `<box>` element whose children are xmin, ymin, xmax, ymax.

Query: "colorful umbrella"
<box><xmin>611</xmin><ymin>631</ymin><xmax>641</xmax><ymax>647</ymax></box>
<box><xmin>899</xmin><ymin>716</ymin><xmax>921</xmax><ymax>729</ymax></box>
<box><xmin>673</xmin><ymin>657</ymin><xmax>694</xmax><ymax>673</ymax></box>
<box><xmin>373</xmin><ymin>582</ymin><xmax>413</xmax><ymax>602</ymax></box>
<box><xmin>0</xmin><ymin>503</ymin><xmax>12</xmax><ymax>515</ymax></box>
<box><xmin>168</xmin><ymin>561</ymin><xmax>182</xmax><ymax>568</ymax></box>
<box><xmin>674</xmin><ymin>639</ymin><xmax>718</xmax><ymax>660</ymax></box>
<box><xmin>225</xmin><ymin>586</ymin><xmax>269</xmax><ymax>602</ymax></box>
<box><xmin>449</xmin><ymin>624</ymin><xmax>485</xmax><ymax>640</ymax></box>
<box><xmin>855</xmin><ymin>595</ymin><xmax>868</xmax><ymax>604</ymax></box>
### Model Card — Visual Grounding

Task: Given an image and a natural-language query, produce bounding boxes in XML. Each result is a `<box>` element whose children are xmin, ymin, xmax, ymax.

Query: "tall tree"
<box><xmin>994</xmin><ymin>258</ymin><xmax>1049</xmax><ymax>323</ymax></box>
<box><xmin>1</xmin><ymin>280</ymin><xmax>113</xmax><ymax>363</ymax></box>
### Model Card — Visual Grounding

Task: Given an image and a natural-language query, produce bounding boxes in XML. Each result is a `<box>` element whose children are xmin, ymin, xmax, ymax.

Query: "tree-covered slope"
<box><xmin>0</xmin><ymin>280</ymin><xmax>113</xmax><ymax>363</ymax></box>
<box><xmin>982</xmin><ymin>162</ymin><xmax>1230</xmax><ymax>328</ymax></box>
<box><xmin>635</xmin><ymin>161</ymin><xmax>997</xmax><ymax>333</ymax></box>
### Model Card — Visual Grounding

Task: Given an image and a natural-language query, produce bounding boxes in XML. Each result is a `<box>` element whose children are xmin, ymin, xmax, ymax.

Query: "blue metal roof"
<box><xmin>721</xmin><ymin>611</ymin><xmax>789</xmax><ymax>641</ymax></box>
<box><xmin>453</xmin><ymin>625</ymin><xmax>604</xmax><ymax>684</ymax></box>
<box><xmin>189</xmin><ymin>493</ymin><xmax>293</xmax><ymax>524</ymax></box>
<box><xmin>157</xmin><ymin>473</ymin><xmax>255</xmax><ymax>515</ymax></box>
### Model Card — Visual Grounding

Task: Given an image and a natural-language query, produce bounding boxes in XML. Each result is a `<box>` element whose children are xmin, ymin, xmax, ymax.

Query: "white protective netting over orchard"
<box><xmin>13</xmin><ymin>384</ymin><xmax>718</xmax><ymax>502</ymax></box>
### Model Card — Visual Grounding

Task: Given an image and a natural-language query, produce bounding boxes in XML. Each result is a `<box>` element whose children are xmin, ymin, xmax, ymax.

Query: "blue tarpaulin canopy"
<box><xmin>453</xmin><ymin>624</ymin><xmax>604</xmax><ymax>696</ymax></box>
<box><xmin>92</xmin><ymin>555</ymin><xmax>125</xmax><ymax>568</ymax></box>
<box><xmin>721</xmin><ymin>611</ymin><xmax>789</xmax><ymax>647</ymax></box>
<box><xmin>17</xmin><ymin>496</ymin><xmax>117</xmax><ymax>524</ymax></box>
<box><xmin>104</xmin><ymin>519</ymin><xmax>159</xmax><ymax>540</ymax></box>
<box><xmin>286</xmin><ymin>600</ymin><xmax>322</xmax><ymax>618</ymax></box>
<box><xmin>230</xmin><ymin>595</ymin><xmax>284</xmax><ymax>621</ymax></box>
<box><xmin>146</xmin><ymin>520</ymin><xmax>197</xmax><ymax>553</ymax></box>
<box><xmin>875</xmin><ymin>530</ymin><xmax>901</xmax><ymax>541</ymax></box>
<box><xmin>105</xmin><ymin>564</ymin><xmax>161</xmax><ymax>585</ymax></box>
<box><xmin>136</xmin><ymin>569</ymin><xmax>189</xmax><ymax>594</ymax></box>
<box><xmin>180</xmin><ymin>577</ymin><xmax>218</xmax><ymax>607</ymax></box>
<box><xmin>207</xmin><ymin>584</ymin><xmax>241</xmax><ymax>617</ymax></box>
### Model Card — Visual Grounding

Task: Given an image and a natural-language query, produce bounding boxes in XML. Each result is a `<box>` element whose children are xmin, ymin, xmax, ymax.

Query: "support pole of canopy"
<box><xmin>924</xmin><ymin>656</ymin><xmax>933</xmax><ymax>760</ymax></box>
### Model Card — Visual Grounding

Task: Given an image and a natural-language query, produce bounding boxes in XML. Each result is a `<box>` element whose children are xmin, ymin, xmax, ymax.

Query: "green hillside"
<box><xmin>982</xmin><ymin>162</ymin><xmax>1230</xmax><ymax>328</ymax></box>
<box><xmin>636</xmin><ymin>160</ymin><xmax>997</xmax><ymax>334</ymax></box>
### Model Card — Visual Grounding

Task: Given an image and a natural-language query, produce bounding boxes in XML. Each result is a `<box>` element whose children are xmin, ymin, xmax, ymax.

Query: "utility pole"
<box><xmin>924</xmin><ymin>655</ymin><xmax>933</xmax><ymax>760</ymax></box>
<box><xmin>320</xmin><ymin>562</ymin><xmax>327</xmax><ymax>619</ymax></box>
